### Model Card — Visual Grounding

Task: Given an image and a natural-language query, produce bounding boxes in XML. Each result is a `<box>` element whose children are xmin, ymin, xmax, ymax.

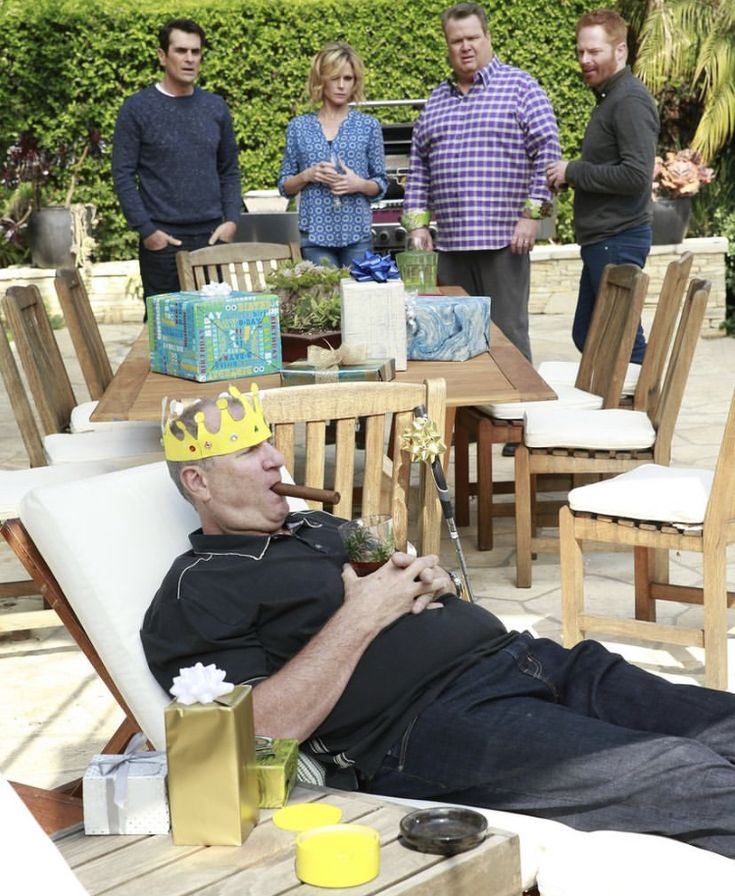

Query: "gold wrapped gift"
<box><xmin>165</xmin><ymin>684</ymin><xmax>259</xmax><ymax>845</ymax></box>
<box><xmin>257</xmin><ymin>738</ymin><xmax>298</xmax><ymax>808</ymax></box>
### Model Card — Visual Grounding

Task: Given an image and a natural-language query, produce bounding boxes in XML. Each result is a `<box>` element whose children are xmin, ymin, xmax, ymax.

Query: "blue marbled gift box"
<box><xmin>406</xmin><ymin>295</ymin><xmax>491</xmax><ymax>361</ymax></box>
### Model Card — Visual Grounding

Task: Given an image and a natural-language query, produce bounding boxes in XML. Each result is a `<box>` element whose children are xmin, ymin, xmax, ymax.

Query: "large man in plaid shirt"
<box><xmin>404</xmin><ymin>2</ymin><xmax>560</xmax><ymax>362</ymax></box>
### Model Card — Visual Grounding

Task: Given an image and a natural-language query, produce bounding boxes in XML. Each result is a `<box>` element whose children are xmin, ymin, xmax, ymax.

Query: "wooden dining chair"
<box><xmin>176</xmin><ymin>241</ymin><xmax>301</xmax><ymax>292</ymax></box>
<box><xmin>1</xmin><ymin>285</ymin><xmax>162</xmax><ymax>463</ymax></box>
<box><xmin>454</xmin><ymin>263</ymin><xmax>650</xmax><ymax>550</ymax></box>
<box><xmin>560</xmin><ymin>386</ymin><xmax>735</xmax><ymax>690</ymax></box>
<box><xmin>535</xmin><ymin>252</ymin><xmax>694</xmax><ymax>412</ymax></box>
<box><xmin>53</xmin><ymin>268</ymin><xmax>113</xmax><ymax>401</ymax></box>
<box><xmin>0</xmin><ymin>315</ymin><xmax>46</xmax><ymax>469</ymax></box>
<box><xmin>514</xmin><ymin>278</ymin><xmax>710</xmax><ymax>588</ymax></box>
<box><xmin>6</xmin><ymin>377</ymin><xmax>446</xmax><ymax>826</ymax></box>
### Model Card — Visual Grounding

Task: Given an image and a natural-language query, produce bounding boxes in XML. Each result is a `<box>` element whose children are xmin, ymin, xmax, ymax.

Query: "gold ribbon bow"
<box><xmin>400</xmin><ymin>416</ymin><xmax>447</xmax><ymax>464</ymax></box>
<box><xmin>304</xmin><ymin>343</ymin><xmax>368</xmax><ymax>370</ymax></box>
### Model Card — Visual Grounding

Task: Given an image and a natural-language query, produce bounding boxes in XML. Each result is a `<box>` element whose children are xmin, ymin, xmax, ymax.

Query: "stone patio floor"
<box><xmin>1</xmin><ymin>311</ymin><xmax>734</xmax><ymax>791</ymax></box>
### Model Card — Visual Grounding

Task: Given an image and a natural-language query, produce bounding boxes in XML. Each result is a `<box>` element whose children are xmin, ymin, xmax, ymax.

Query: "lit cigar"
<box><xmin>272</xmin><ymin>482</ymin><xmax>341</xmax><ymax>504</ymax></box>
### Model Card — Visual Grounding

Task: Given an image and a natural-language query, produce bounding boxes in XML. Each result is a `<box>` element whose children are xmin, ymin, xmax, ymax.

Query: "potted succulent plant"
<box><xmin>651</xmin><ymin>148</ymin><xmax>715</xmax><ymax>245</ymax></box>
<box><xmin>0</xmin><ymin>128</ymin><xmax>105</xmax><ymax>268</ymax></box>
<box><xmin>265</xmin><ymin>259</ymin><xmax>345</xmax><ymax>362</ymax></box>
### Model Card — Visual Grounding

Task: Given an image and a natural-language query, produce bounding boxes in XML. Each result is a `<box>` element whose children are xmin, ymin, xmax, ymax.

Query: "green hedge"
<box><xmin>1</xmin><ymin>0</ymin><xmax>592</xmax><ymax>261</ymax></box>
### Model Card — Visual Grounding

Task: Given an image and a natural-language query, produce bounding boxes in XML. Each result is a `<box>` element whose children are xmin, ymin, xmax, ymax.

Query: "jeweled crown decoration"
<box><xmin>163</xmin><ymin>383</ymin><xmax>272</xmax><ymax>462</ymax></box>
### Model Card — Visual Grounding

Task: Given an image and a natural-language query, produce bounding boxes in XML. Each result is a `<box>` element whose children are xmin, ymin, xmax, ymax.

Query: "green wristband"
<box><xmin>401</xmin><ymin>210</ymin><xmax>431</xmax><ymax>231</ymax></box>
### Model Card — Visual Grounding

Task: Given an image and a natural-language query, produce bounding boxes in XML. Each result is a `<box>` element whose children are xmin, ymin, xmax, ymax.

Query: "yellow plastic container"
<box><xmin>395</xmin><ymin>250</ymin><xmax>438</xmax><ymax>291</ymax></box>
<box><xmin>296</xmin><ymin>823</ymin><xmax>380</xmax><ymax>887</ymax></box>
<box><xmin>272</xmin><ymin>802</ymin><xmax>342</xmax><ymax>832</ymax></box>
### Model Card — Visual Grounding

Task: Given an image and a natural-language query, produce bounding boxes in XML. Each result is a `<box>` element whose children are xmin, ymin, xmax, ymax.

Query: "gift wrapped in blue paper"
<box><xmin>280</xmin><ymin>343</ymin><xmax>394</xmax><ymax>385</ymax></box>
<box><xmin>147</xmin><ymin>282</ymin><xmax>281</xmax><ymax>382</ymax></box>
<box><xmin>406</xmin><ymin>295</ymin><xmax>491</xmax><ymax>361</ymax></box>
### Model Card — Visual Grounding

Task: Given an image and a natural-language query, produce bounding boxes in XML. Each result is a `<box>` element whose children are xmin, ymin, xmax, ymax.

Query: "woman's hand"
<box><xmin>310</xmin><ymin>161</ymin><xmax>342</xmax><ymax>188</ymax></box>
<box><xmin>329</xmin><ymin>161</ymin><xmax>380</xmax><ymax>198</ymax></box>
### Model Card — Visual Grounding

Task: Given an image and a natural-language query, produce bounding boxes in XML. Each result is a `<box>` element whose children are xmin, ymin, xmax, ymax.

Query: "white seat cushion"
<box><xmin>482</xmin><ymin>383</ymin><xmax>602</xmax><ymax>421</ymax></box>
<box><xmin>44</xmin><ymin>430</ymin><xmax>164</xmax><ymax>465</ymax></box>
<box><xmin>524</xmin><ymin>408</ymin><xmax>656</xmax><ymax>450</ymax></box>
<box><xmin>537</xmin><ymin>827</ymin><xmax>735</xmax><ymax>896</ymax></box>
<box><xmin>1</xmin><ymin>775</ymin><xmax>89</xmax><ymax>895</ymax></box>
<box><xmin>538</xmin><ymin>360</ymin><xmax>641</xmax><ymax>396</ymax></box>
<box><xmin>568</xmin><ymin>463</ymin><xmax>713</xmax><ymax>526</ymax></box>
<box><xmin>70</xmin><ymin>400</ymin><xmax>163</xmax><ymax>438</ymax></box>
<box><xmin>0</xmin><ymin>461</ymin><xmax>120</xmax><ymax>520</ymax></box>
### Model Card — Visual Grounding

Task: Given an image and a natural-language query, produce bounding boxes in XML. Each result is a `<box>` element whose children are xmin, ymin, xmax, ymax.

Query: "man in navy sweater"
<box><xmin>112</xmin><ymin>18</ymin><xmax>242</xmax><ymax>305</ymax></box>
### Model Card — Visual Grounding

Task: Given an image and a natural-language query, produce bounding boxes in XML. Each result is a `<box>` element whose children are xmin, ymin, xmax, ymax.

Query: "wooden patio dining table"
<box><xmin>90</xmin><ymin>288</ymin><xmax>556</xmax><ymax>440</ymax></box>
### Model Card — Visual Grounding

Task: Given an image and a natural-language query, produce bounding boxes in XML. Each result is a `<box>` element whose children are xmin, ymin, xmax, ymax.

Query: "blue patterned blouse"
<box><xmin>278</xmin><ymin>110</ymin><xmax>387</xmax><ymax>247</ymax></box>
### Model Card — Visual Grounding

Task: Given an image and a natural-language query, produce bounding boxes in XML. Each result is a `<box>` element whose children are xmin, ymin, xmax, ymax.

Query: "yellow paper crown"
<box><xmin>163</xmin><ymin>384</ymin><xmax>272</xmax><ymax>462</ymax></box>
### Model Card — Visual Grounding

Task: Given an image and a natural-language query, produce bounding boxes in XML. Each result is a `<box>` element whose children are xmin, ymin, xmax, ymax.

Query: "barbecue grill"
<box><xmin>359</xmin><ymin>100</ymin><xmax>436</xmax><ymax>253</ymax></box>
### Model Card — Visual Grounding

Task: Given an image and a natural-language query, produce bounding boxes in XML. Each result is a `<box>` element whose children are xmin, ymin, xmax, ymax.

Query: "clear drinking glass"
<box><xmin>338</xmin><ymin>515</ymin><xmax>395</xmax><ymax>576</ymax></box>
<box><xmin>330</xmin><ymin>152</ymin><xmax>342</xmax><ymax>211</ymax></box>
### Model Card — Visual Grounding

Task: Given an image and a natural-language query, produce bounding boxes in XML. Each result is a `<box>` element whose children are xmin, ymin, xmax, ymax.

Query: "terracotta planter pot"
<box><xmin>280</xmin><ymin>330</ymin><xmax>342</xmax><ymax>363</ymax></box>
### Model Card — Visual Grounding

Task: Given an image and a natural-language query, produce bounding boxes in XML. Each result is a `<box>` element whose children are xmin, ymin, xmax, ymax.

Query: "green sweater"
<box><xmin>566</xmin><ymin>67</ymin><xmax>659</xmax><ymax>246</ymax></box>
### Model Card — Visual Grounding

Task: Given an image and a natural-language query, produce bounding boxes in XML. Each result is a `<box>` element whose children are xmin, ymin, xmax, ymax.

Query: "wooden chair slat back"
<box><xmin>261</xmin><ymin>379</ymin><xmax>446</xmax><ymax>555</ymax></box>
<box><xmin>2</xmin><ymin>285</ymin><xmax>77</xmax><ymax>436</ymax></box>
<box><xmin>704</xmin><ymin>388</ymin><xmax>735</xmax><ymax>533</ymax></box>
<box><xmin>575</xmin><ymin>263</ymin><xmax>649</xmax><ymax>406</ymax></box>
<box><xmin>633</xmin><ymin>252</ymin><xmax>694</xmax><ymax>412</ymax></box>
<box><xmin>0</xmin><ymin>315</ymin><xmax>46</xmax><ymax>467</ymax></box>
<box><xmin>54</xmin><ymin>269</ymin><xmax>114</xmax><ymax>401</ymax></box>
<box><xmin>650</xmin><ymin>278</ymin><xmax>709</xmax><ymax>464</ymax></box>
<box><xmin>176</xmin><ymin>242</ymin><xmax>301</xmax><ymax>292</ymax></box>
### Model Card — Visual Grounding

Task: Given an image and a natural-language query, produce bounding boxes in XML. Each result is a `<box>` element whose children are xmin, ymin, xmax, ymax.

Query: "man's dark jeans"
<box><xmin>367</xmin><ymin>632</ymin><xmax>735</xmax><ymax>857</ymax></box>
<box><xmin>573</xmin><ymin>225</ymin><xmax>652</xmax><ymax>363</ymax></box>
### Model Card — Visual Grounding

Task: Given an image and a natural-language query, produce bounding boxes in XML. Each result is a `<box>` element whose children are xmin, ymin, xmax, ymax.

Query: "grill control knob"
<box><xmin>394</xmin><ymin>227</ymin><xmax>407</xmax><ymax>245</ymax></box>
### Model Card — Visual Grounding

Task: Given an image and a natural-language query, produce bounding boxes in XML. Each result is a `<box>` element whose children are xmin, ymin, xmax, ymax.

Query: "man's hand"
<box><xmin>341</xmin><ymin>551</ymin><xmax>451</xmax><ymax>625</ymax></box>
<box><xmin>410</xmin><ymin>226</ymin><xmax>434</xmax><ymax>251</ymax></box>
<box><xmin>510</xmin><ymin>218</ymin><xmax>539</xmax><ymax>254</ymax></box>
<box><xmin>143</xmin><ymin>230</ymin><xmax>182</xmax><ymax>251</ymax></box>
<box><xmin>209</xmin><ymin>221</ymin><xmax>237</xmax><ymax>245</ymax></box>
<box><xmin>545</xmin><ymin>160</ymin><xmax>569</xmax><ymax>193</ymax></box>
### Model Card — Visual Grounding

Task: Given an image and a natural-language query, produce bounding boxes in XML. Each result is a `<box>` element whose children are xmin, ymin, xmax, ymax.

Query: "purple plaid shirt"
<box><xmin>405</xmin><ymin>56</ymin><xmax>560</xmax><ymax>251</ymax></box>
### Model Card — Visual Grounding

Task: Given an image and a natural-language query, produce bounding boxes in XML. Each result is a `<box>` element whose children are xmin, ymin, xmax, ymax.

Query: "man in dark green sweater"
<box><xmin>545</xmin><ymin>8</ymin><xmax>659</xmax><ymax>364</ymax></box>
<box><xmin>112</xmin><ymin>19</ymin><xmax>242</xmax><ymax>306</ymax></box>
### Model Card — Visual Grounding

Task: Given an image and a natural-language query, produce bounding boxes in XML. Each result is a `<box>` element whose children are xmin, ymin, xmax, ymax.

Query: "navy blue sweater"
<box><xmin>112</xmin><ymin>85</ymin><xmax>242</xmax><ymax>239</ymax></box>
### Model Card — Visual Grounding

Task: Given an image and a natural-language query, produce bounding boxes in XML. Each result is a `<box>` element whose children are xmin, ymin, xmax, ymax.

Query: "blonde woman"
<box><xmin>278</xmin><ymin>41</ymin><xmax>387</xmax><ymax>267</ymax></box>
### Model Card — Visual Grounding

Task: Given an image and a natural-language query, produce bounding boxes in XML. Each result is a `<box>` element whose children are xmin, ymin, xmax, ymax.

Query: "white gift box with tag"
<box><xmin>83</xmin><ymin>738</ymin><xmax>170</xmax><ymax>835</ymax></box>
<box><xmin>340</xmin><ymin>278</ymin><xmax>408</xmax><ymax>371</ymax></box>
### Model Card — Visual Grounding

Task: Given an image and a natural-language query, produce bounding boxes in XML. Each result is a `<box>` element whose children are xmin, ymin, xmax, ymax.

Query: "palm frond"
<box><xmin>692</xmin><ymin>81</ymin><xmax>735</xmax><ymax>163</ymax></box>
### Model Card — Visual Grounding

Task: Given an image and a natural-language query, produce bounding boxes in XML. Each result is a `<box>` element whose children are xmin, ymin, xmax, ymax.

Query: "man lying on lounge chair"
<box><xmin>141</xmin><ymin>384</ymin><xmax>735</xmax><ymax>858</ymax></box>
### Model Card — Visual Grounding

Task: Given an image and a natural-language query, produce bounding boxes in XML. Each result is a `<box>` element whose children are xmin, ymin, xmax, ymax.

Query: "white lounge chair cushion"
<box><xmin>538</xmin><ymin>360</ymin><xmax>641</xmax><ymax>396</ymax></box>
<box><xmin>70</xmin><ymin>400</ymin><xmax>163</xmax><ymax>438</ymax></box>
<box><xmin>481</xmin><ymin>383</ymin><xmax>602</xmax><ymax>421</ymax></box>
<box><xmin>43</xmin><ymin>429</ymin><xmax>164</xmax><ymax>465</ymax></box>
<box><xmin>1</xmin><ymin>775</ymin><xmax>89</xmax><ymax>895</ymax></box>
<box><xmin>523</xmin><ymin>408</ymin><xmax>656</xmax><ymax>450</ymax></box>
<box><xmin>19</xmin><ymin>462</ymin><xmax>306</xmax><ymax>750</ymax></box>
<box><xmin>0</xmin><ymin>461</ymin><xmax>120</xmax><ymax>520</ymax></box>
<box><xmin>568</xmin><ymin>463</ymin><xmax>713</xmax><ymax>526</ymax></box>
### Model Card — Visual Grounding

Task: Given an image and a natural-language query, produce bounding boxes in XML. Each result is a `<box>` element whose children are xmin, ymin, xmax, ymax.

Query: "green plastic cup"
<box><xmin>395</xmin><ymin>251</ymin><xmax>438</xmax><ymax>291</ymax></box>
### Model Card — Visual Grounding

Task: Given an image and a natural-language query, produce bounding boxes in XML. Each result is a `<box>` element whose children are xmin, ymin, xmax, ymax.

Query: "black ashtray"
<box><xmin>399</xmin><ymin>807</ymin><xmax>489</xmax><ymax>855</ymax></box>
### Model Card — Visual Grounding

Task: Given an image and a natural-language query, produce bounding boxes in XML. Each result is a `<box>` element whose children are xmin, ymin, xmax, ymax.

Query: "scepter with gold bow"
<box><xmin>400</xmin><ymin>408</ymin><xmax>475</xmax><ymax>602</ymax></box>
